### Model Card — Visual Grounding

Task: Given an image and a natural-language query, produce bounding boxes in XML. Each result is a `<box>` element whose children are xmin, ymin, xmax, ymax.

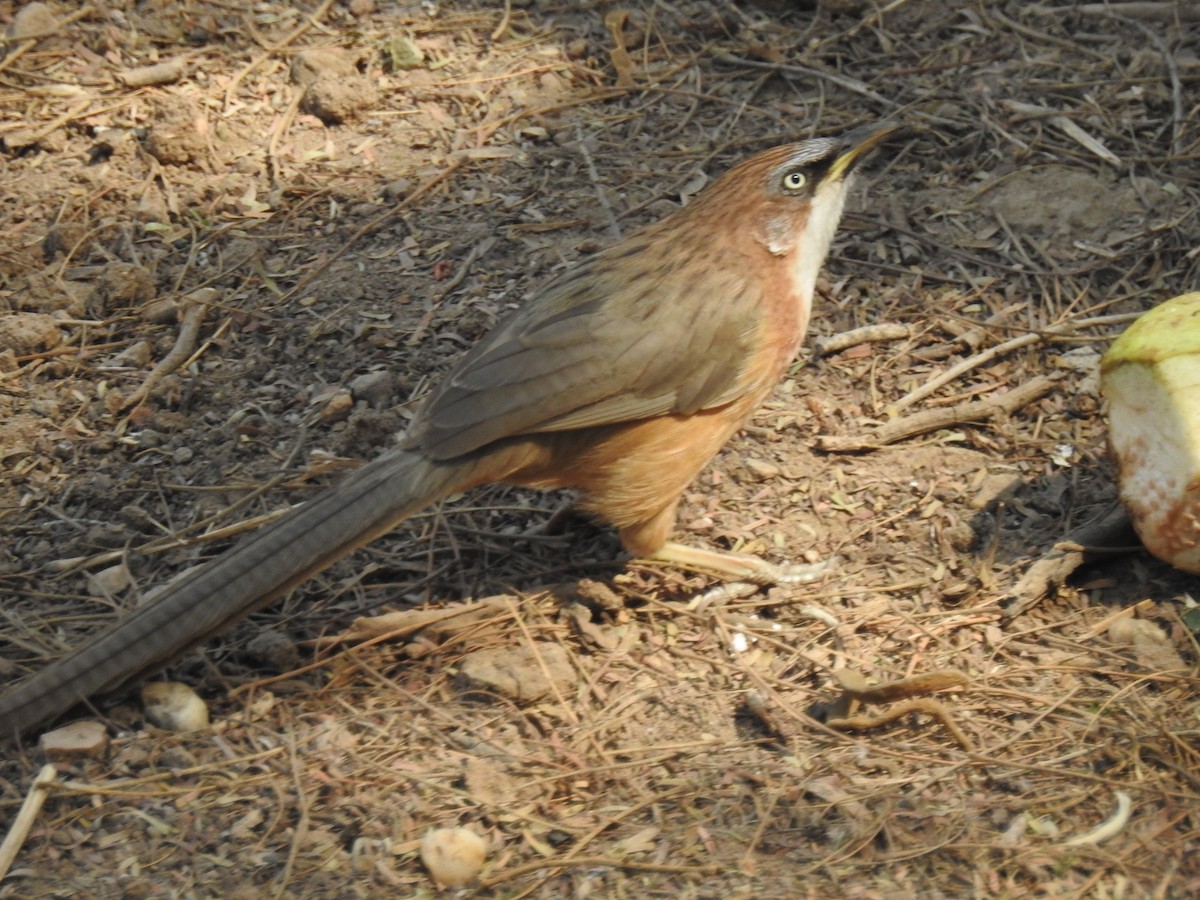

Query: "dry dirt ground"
<box><xmin>1</xmin><ymin>0</ymin><xmax>1199</xmax><ymax>897</ymax></box>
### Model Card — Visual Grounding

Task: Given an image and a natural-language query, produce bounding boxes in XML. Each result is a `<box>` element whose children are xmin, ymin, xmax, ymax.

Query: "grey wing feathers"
<box><xmin>409</xmin><ymin>249</ymin><xmax>761</xmax><ymax>460</ymax></box>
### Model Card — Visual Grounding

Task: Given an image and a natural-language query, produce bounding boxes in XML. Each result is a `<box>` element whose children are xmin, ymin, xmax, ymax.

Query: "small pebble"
<box><xmin>320</xmin><ymin>389</ymin><xmax>354</xmax><ymax>422</ymax></box>
<box><xmin>1108</xmin><ymin>617</ymin><xmax>1167</xmax><ymax>645</ymax></box>
<box><xmin>420</xmin><ymin>827</ymin><xmax>488</xmax><ymax>888</ymax></box>
<box><xmin>40</xmin><ymin>720</ymin><xmax>109</xmax><ymax>760</ymax></box>
<box><xmin>349</xmin><ymin>369</ymin><xmax>395</xmax><ymax>408</ymax></box>
<box><xmin>7</xmin><ymin>2</ymin><xmax>58</xmax><ymax>40</ymax></box>
<box><xmin>142</xmin><ymin>682</ymin><xmax>210</xmax><ymax>731</ymax></box>
<box><xmin>86</xmin><ymin>563</ymin><xmax>132</xmax><ymax>597</ymax></box>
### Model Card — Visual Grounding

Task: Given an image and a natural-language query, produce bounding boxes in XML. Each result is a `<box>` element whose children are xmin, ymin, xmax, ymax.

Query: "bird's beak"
<box><xmin>828</xmin><ymin>122</ymin><xmax>903</xmax><ymax>182</ymax></box>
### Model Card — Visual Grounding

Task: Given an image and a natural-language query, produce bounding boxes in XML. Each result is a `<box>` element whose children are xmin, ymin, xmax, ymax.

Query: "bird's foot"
<box><xmin>645</xmin><ymin>541</ymin><xmax>836</xmax><ymax>585</ymax></box>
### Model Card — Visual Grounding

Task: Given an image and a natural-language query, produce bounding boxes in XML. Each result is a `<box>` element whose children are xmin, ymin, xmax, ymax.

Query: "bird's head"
<box><xmin>690</xmin><ymin>122</ymin><xmax>901</xmax><ymax>300</ymax></box>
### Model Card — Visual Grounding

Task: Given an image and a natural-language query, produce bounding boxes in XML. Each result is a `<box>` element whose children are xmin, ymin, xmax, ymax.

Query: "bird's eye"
<box><xmin>781</xmin><ymin>170</ymin><xmax>807</xmax><ymax>192</ymax></box>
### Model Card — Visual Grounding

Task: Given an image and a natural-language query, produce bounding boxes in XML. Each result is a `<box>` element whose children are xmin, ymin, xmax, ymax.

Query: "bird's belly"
<box><xmin>506</xmin><ymin>389</ymin><xmax>766</xmax><ymax>529</ymax></box>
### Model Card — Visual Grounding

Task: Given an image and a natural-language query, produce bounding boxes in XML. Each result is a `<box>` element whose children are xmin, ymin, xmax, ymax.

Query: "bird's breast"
<box><xmin>755</xmin><ymin>279</ymin><xmax>814</xmax><ymax>385</ymax></box>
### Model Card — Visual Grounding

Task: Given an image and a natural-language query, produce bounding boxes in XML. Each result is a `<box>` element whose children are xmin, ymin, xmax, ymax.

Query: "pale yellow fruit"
<box><xmin>1101</xmin><ymin>291</ymin><xmax>1200</xmax><ymax>573</ymax></box>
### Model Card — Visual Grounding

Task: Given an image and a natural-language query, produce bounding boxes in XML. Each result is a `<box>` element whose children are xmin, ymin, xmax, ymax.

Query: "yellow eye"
<box><xmin>782</xmin><ymin>170</ymin><xmax>807</xmax><ymax>192</ymax></box>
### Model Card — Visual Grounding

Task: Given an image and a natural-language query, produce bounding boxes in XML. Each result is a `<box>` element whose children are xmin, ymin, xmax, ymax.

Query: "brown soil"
<box><xmin>1</xmin><ymin>1</ymin><xmax>1198</xmax><ymax>897</ymax></box>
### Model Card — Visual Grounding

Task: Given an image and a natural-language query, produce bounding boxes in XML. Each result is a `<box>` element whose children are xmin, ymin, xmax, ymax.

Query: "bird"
<box><xmin>0</xmin><ymin>122</ymin><xmax>899</xmax><ymax>737</ymax></box>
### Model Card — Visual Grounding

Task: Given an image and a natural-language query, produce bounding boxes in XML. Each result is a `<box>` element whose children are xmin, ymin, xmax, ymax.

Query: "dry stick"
<box><xmin>987</xmin><ymin>8</ymin><xmax>1113</xmax><ymax>60</ymax></box>
<box><xmin>272</xmin><ymin>731</ymin><xmax>311</xmax><ymax>900</ymax></box>
<box><xmin>604</xmin><ymin>8</ymin><xmax>637</xmax><ymax>89</ymax></box>
<box><xmin>15</xmin><ymin>99</ymin><xmax>92</xmax><ymax>146</ymax></box>
<box><xmin>489</xmin><ymin>0</ymin><xmax>513</xmax><ymax>42</ymax></box>
<box><xmin>45</xmin><ymin>503</ymin><xmax>293</xmax><ymax>575</ymax></box>
<box><xmin>991</xmin><ymin>207</ymin><xmax>1049</xmax><ymax>273</ymax></box>
<box><xmin>268</xmin><ymin>91</ymin><xmax>305</xmax><ymax>186</ymax></box>
<box><xmin>405</xmin><ymin>236</ymin><xmax>496</xmax><ymax>346</ymax></box>
<box><xmin>236</xmin><ymin>598</ymin><xmax>525</xmax><ymax>701</ymax></box>
<box><xmin>922</xmin><ymin>302</ymin><xmax>1025</xmax><ymax>361</ymax></box>
<box><xmin>278</xmin><ymin>156</ymin><xmax>466</xmax><ymax>305</ymax></box>
<box><xmin>487</xmin><ymin>788</ymin><xmax>711</xmax><ymax>897</ymax></box>
<box><xmin>895</xmin><ymin>331</ymin><xmax>1042</xmax><ymax>414</ymax></box>
<box><xmin>469</xmin><ymin>77</ymin><xmax>749</xmax><ymax>148</ymax></box>
<box><xmin>482</xmin><ymin>855</ymin><xmax>721</xmax><ymax>886</ymax></box>
<box><xmin>0</xmin><ymin>764</ymin><xmax>57</xmax><ymax>879</ymax></box>
<box><xmin>1064</xmin><ymin>791</ymin><xmax>1134</xmax><ymax>846</ymax></box>
<box><xmin>503</xmin><ymin>597</ymin><xmax>581</xmax><ymax>727</ymax></box>
<box><xmin>46</xmin><ymin>426</ymin><xmax>317</xmax><ymax>574</ymax></box>
<box><xmin>832</xmin><ymin>0</ymin><xmax>917</xmax><ymax>42</ymax></box>
<box><xmin>1069</xmin><ymin>2</ymin><xmax>1200</xmax><ymax>22</ymax></box>
<box><xmin>312</xmin><ymin>595</ymin><xmax>514</xmax><ymax>647</ymax></box>
<box><xmin>891</xmin><ymin>312</ymin><xmax>1139</xmax><ymax>415</ymax></box>
<box><xmin>816</xmin><ymin>374</ymin><xmax>1055</xmax><ymax>453</ymax></box>
<box><xmin>813</xmin><ymin>323</ymin><xmax>911</xmax><ymax>357</ymax></box>
<box><xmin>1001</xmin><ymin>100</ymin><xmax>1120</xmax><ymax>166</ymax></box>
<box><xmin>222</xmin><ymin>0</ymin><xmax>334</xmax><ymax>109</ymax></box>
<box><xmin>119</xmin><ymin>294</ymin><xmax>210</xmax><ymax>416</ymax></box>
<box><xmin>1003</xmin><ymin>503</ymin><xmax>1137</xmax><ymax>620</ymax></box>
<box><xmin>712</xmin><ymin>53</ymin><xmax>897</xmax><ymax>109</ymax></box>
<box><xmin>575</xmin><ymin>121</ymin><xmax>623</xmax><ymax>241</ymax></box>
<box><xmin>117</xmin><ymin>56</ymin><xmax>192</xmax><ymax>87</ymax></box>
<box><xmin>1111</xmin><ymin>14</ymin><xmax>1185</xmax><ymax>156</ymax></box>
<box><xmin>0</xmin><ymin>4</ymin><xmax>94</xmax><ymax>72</ymax></box>
<box><xmin>1083</xmin><ymin>598</ymin><xmax>1155</xmax><ymax>640</ymax></box>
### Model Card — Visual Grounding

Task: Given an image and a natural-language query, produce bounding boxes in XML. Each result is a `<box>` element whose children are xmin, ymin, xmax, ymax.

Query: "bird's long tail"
<box><xmin>0</xmin><ymin>447</ymin><xmax>496</xmax><ymax>737</ymax></box>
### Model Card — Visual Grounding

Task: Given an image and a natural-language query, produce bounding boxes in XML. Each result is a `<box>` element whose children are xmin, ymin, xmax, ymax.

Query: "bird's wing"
<box><xmin>409</xmin><ymin>241</ymin><xmax>765</xmax><ymax>460</ymax></box>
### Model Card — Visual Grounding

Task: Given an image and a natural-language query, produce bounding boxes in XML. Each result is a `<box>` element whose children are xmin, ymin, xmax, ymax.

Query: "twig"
<box><xmin>0</xmin><ymin>764</ymin><xmax>57</xmax><ymax>879</ymax></box>
<box><xmin>0</xmin><ymin>5</ymin><xmax>93</xmax><ymax>72</ymax></box>
<box><xmin>920</xmin><ymin>303</ymin><xmax>1024</xmax><ymax>361</ymax></box>
<box><xmin>604</xmin><ymin>9</ymin><xmax>636</xmax><ymax>89</ymax></box>
<box><xmin>280</xmin><ymin>156</ymin><xmax>466</xmax><ymax>304</ymax></box>
<box><xmin>117</xmin><ymin>57</ymin><xmax>191</xmax><ymax>87</ymax></box>
<box><xmin>575</xmin><ymin>121</ymin><xmax>622</xmax><ymax>240</ymax></box>
<box><xmin>713</xmin><ymin>53</ymin><xmax>897</xmax><ymax>109</ymax></box>
<box><xmin>1001</xmin><ymin>100</ymin><xmax>1120</xmax><ymax>166</ymax></box>
<box><xmin>43</xmin><ymin>428</ymin><xmax>316</xmax><ymax>575</ymax></box>
<box><xmin>313</xmin><ymin>595</ymin><xmax>513</xmax><ymax>646</ymax></box>
<box><xmin>489</xmin><ymin>0</ymin><xmax>512</xmax><ymax>42</ymax></box>
<box><xmin>436</xmin><ymin>237</ymin><xmax>494</xmax><ymax>299</ymax></box>
<box><xmin>481</xmin><ymin>855</ymin><xmax>720</xmax><ymax>887</ymax></box>
<box><xmin>832</xmin><ymin>0</ymin><xmax>918</xmax><ymax>42</ymax></box>
<box><xmin>14</xmin><ymin>99</ymin><xmax>93</xmax><ymax>147</ymax></box>
<box><xmin>271</xmin><ymin>731</ymin><xmax>311</xmax><ymax>900</ymax></box>
<box><xmin>1082</xmin><ymin>599</ymin><xmax>1155</xmax><ymax>640</ymax></box>
<box><xmin>223</xmin><ymin>0</ymin><xmax>335</xmax><ymax>110</ymax></box>
<box><xmin>1059</xmin><ymin>2</ymin><xmax>1200</xmax><ymax>22</ymax></box>
<box><xmin>119</xmin><ymin>291</ymin><xmax>211</xmax><ymax>415</ymax></box>
<box><xmin>1064</xmin><ymin>791</ymin><xmax>1133</xmax><ymax>846</ymax></box>
<box><xmin>813</xmin><ymin>323</ymin><xmax>911</xmax><ymax>357</ymax></box>
<box><xmin>1109</xmin><ymin>14</ymin><xmax>1185</xmax><ymax>155</ymax></box>
<box><xmin>405</xmin><ymin>236</ymin><xmax>497</xmax><ymax>347</ymax></box>
<box><xmin>891</xmin><ymin>313</ymin><xmax>1137</xmax><ymax>414</ymax></box>
<box><xmin>816</xmin><ymin>374</ymin><xmax>1055</xmax><ymax>452</ymax></box>
<box><xmin>987</xmin><ymin>8</ymin><xmax>1112</xmax><ymax>60</ymax></box>
<box><xmin>267</xmin><ymin>91</ymin><xmax>305</xmax><ymax>186</ymax></box>
<box><xmin>1003</xmin><ymin>503</ymin><xmax>1138</xmax><ymax>620</ymax></box>
<box><xmin>827</xmin><ymin>698</ymin><xmax>974</xmax><ymax>751</ymax></box>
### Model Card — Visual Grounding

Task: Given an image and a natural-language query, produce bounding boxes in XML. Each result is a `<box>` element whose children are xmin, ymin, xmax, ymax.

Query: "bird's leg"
<box><xmin>618</xmin><ymin>504</ymin><xmax>834</xmax><ymax>585</ymax></box>
<box><xmin>534</xmin><ymin>493</ymin><xmax>583</xmax><ymax>536</ymax></box>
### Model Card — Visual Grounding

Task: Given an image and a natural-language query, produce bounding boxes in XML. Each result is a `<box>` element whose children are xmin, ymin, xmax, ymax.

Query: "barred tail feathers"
<box><xmin>0</xmin><ymin>448</ymin><xmax>483</xmax><ymax>736</ymax></box>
